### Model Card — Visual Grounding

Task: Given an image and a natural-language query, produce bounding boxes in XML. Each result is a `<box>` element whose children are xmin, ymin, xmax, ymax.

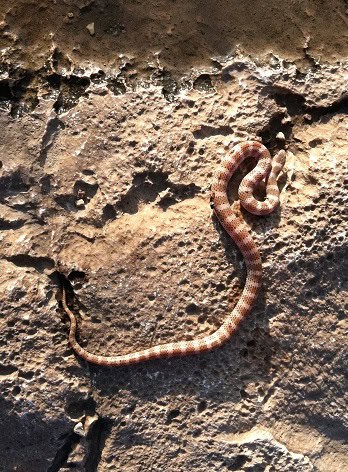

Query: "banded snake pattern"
<box><xmin>61</xmin><ymin>141</ymin><xmax>286</xmax><ymax>366</ymax></box>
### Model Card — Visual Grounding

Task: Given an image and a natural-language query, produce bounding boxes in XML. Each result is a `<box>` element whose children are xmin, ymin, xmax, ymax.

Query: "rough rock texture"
<box><xmin>1</xmin><ymin>0</ymin><xmax>348</xmax><ymax>72</ymax></box>
<box><xmin>0</xmin><ymin>2</ymin><xmax>347</xmax><ymax>472</ymax></box>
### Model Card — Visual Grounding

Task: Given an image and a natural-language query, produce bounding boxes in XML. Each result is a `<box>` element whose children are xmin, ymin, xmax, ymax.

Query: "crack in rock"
<box><xmin>4</xmin><ymin>254</ymin><xmax>55</xmax><ymax>272</ymax></box>
<box><xmin>0</xmin><ymin>363</ymin><xmax>18</xmax><ymax>376</ymax></box>
<box><xmin>0</xmin><ymin>218</ymin><xmax>28</xmax><ymax>230</ymax></box>
<box><xmin>84</xmin><ymin>417</ymin><xmax>113</xmax><ymax>472</ymax></box>
<box><xmin>39</xmin><ymin>115</ymin><xmax>65</xmax><ymax>167</ymax></box>
<box><xmin>0</xmin><ymin>203</ymin><xmax>31</xmax><ymax>230</ymax></box>
<box><xmin>193</xmin><ymin>124</ymin><xmax>233</xmax><ymax>140</ymax></box>
<box><xmin>193</xmin><ymin>74</ymin><xmax>215</xmax><ymax>92</ymax></box>
<box><xmin>257</xmin><ymin>110</ymin><xmax>292</xmax><ymax>147</ymax></box>
<box><xmin>259</xmin><ymin>86</ymin><xmax>348</xmax><ymax>147</ymax></box>
<box><xmin>0</xmin><ymin>169</ymin><xmax>31</xmax><ymax>201</ymax></box>
<box><xmin>49</xmin><ymin>73</ymin><xmax>91</xmax><ymax>114</ymax></box>
<box><xmin>0</xmin><ymin>67</ymin><xmax>38</xmax><ymax>117</ymax></box>
<box><xmin>112</xmin><ymin>170</ymin><xmax>201</xmax><ymax>217</ymax></box>
<box><xmin>265</xmin><ymin>85</ymin><xmax>348</xmax><ymax>121</ymax></box>
<box><xmin>47</xmin><ymin>430</ymin><xmax>81</xmax><ymax>472</ymax></box>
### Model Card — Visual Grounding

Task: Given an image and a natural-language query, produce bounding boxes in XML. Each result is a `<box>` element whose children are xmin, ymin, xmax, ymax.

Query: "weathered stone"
<box><xmin>0</xmin><ymin>1</ymin><xmax>347</xmax><ymax>471</ymax></box>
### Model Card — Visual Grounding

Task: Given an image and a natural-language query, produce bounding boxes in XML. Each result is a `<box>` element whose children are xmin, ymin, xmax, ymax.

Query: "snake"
<box><xmin>61</xmin><ymin>141</ymin><xmax>286</xmax><ymax>366</ymax></box>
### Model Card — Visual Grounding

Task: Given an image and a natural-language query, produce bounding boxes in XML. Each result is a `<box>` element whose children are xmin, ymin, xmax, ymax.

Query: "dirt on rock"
<box><xmin>0</xmin><ymin>1</ymin><xmax>347</xmax><ymax>472</ymax></box>
<box><xmin>1</xmin><ymin>0</ymin><xmax>348</xmax><ymax>73</ymax></box>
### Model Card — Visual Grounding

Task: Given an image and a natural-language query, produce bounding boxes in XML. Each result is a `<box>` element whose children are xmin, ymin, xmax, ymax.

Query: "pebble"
<box><xmin>276</xmin><ymin>132</ymin><xmax>285</xmax><ymax>141</ymax></box>
<box><xmin>76</xmin><ymin>199</ymin><xmax>85</xmax><ymax>208</ymax></box>
<box><xmin>73</xmin><ymin>422</ymin><xmax>85</xmax><ymax>436</ymax></box>
<box><xmin>86</xmin><ymin>22</ymin><xmax>95</xmax><ymax>36</ymax></box>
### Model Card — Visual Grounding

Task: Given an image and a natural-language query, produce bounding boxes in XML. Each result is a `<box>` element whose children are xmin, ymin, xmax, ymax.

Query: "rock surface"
<box><xmin>0</xmin><ymin>1</ymin><xmax>347</xmax><ymax>471</ymax></box>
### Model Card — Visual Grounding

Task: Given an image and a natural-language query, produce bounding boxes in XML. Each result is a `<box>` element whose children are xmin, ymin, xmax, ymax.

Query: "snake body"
<box><xmin>61</xmin><ymin>141</ymin><xmax>285</xmax><ymax>366</ymax></box>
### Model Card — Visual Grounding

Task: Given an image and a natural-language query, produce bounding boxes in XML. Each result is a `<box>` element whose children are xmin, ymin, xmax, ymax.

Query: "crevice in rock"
<box><xmin>0</xmin><ymin>169</ymin><xmax>31</xmax><ymax>200</ymax></box>
<box><xmin>106</xmin><ymin>77</ymin><xmax>127</xmax><ymax>96</ymax></box>
<box><xmin>0</xmin><ymin>79</ymin><xmax>12</xmax><ymax>100</ymax></box>
<box><xmin>259</xmin><ymin>87</ymin><xmax>348</xmax><ymax>147</ymax></box>
<box><xmin>193</xmin><ymin>124</ymin><xmax>233</xmax><ymax>139</ymax></box>
<box><xmin>68</xmin><ymin>270</ymin><xmax>87</xmax><ymax>282</ymax></box>
<box><xmin>49</xmin><ymin>73</ymin><xmax>91</xmax><ymax>114</ymax></box>
<box><xmin>39</xmin><ymin>115</ymin><xmax>65</xmax><ymax>167</ymax></box>
<box><xmin>166</xmin><ymin>408</ymin><xmax>180</xmax><ymax>424</ymax></box>
<box><xmin>158</xmin><ymin>181</ymin><xmax>201</xmax><ymax>210</ymax></box>
<box><xmin>257</xmin><ymin>110</ymin><xmax>292</xmax><ymax>148</ymax></box>
<box><xmin>47</xmin><ymin>431</ymin><xmax>81</xmax><ymax>472</ymax></box>
<box><xmin>55</xmin><ymin>271</ymin><xmax>89</xmax><ymax>317</ymax></box>
<box><xmin>0</xmin><ymin>201</ymin><xmax>45</xmax><ymax>228</ymax></box>
<box><xmin>54</xmin><ymin>177</ymin><xmax>99</xmax><ymax>212</ymax></box>
<box><xmin>113</xmin><ymin>170</ymin><xmax>201</xmax><ymax>216</ymax></box>
<box><xmin>221</xmin><ymin>61</ymin><xmax>248</xmax><ymax>82</ymax></box>
<box><xmin>0</xmin><ymin>217</ymin><xmax>27</xmax><ymax>230</ymax></box>
<box><xmin>39</xmin><ymin>175</ymin><xmax>51</xmax><ymax>196</ymax></box>
<box><xmin>308</xmin><ymin>94</ymin><xmax>348</xmax><ymax>122</ymax></box>
<box><xmin>4</xmin><ymin>254</ymin><xmax>55</xmax><ymax>272</ymax></box>
<box><xmin>0</xmin><ymin>363</ymin><xmax>18</xmax><ymax>376</ymax></box>
<box><xmin>90</xmin><ymin>70</ymin><xmax>106</xmax><ymax>85</ymax></box>
<box><xmin>193</xmin><ymin>74</ymin><xmax>215</xmax><ymax>93</ymax></box>
<box><xmin>54</xmin><ymin>194</ymin><xmax>79</xmax><ymax>212</ymax></box>
<box><xmin>0</xmin><ymin>61</ymin><xmax>127</xmax><ymax>118</ymax></box>
<box><xmin>73</xmin><ymin>180</ymin><xmax>99</xmax><ymax>201</ymax></box>
<box><xmin>54</xmin><ymin>270</ymin><xmax>76</xmax><ymax>292</ymax></box>
<box><xmin>67</xmin><ymin>270</ymin><xmax>87</xmax><ymax>291</ymax></box>
<box><xmin>268</xmin><ymin>86</ymin><xmax>310</xmax><ymax>116</ymax></box>
<box><xmin>228</xmin><ymin>454</ymin><xmax>249</xmax><ymax>470</ymax></box>
<box><xmin>0</xmin><ymin>67</ymin><xmax>39</xmax><ymax>117</ymax></box>
<box><xmin>152</xmin><ymin>69</ymin><xmax>181</xmax><ymax>102</ymax></box>
<box><xmin>265</xmin><ymin>85</ymin><xmax>348</xmax><ymax>122</ymax></box>
<box><xmin>302</xmin><ymin>38</ymin><xmax>320</xmax><ymax>70</ymax></box>
<box><xmin>85</xmin><ymin>417</ymin><xmax>113</xmax><ymax>472</ymax></box>
<box><xmin>101</xmin><ymin>203</ymin><xmax>117</xmax><ymax>224</ymax></box>
<box><xmin>115</xmin><ymin>171</ymin><xmax>169</xmax><ymax>214</ymax></box>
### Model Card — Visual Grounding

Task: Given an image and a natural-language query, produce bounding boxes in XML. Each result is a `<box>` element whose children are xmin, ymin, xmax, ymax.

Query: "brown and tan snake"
<box><xmin>61</xmin><ymin>141</ymin><xmax>286</xmax><ymax>366</ymax></box>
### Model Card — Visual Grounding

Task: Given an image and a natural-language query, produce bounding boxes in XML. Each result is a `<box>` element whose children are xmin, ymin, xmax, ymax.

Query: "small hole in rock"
<box><xmin>167</xmin><ymin>409</ymin><xmax>180</xmax><ymax>422</ymax></box>
<box><xmin>68</xmin><ymin>270</ymin><xmax>86</xmax><ymax>281</ymax></box>
<box><xmin>185</xmin><ymin>303</ymin><xmax>200</xmax><ymax>314</ymax></box>
<box><xmin>197</xmin><ymin>400</ymin><xmax>207</xmax><ymax>413</ymax></box>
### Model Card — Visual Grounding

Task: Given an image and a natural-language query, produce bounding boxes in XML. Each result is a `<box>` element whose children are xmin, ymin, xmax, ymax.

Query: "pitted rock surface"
<box><xmin>0</xmin><ymin>2</ymin><xmax>347</xmax><ymax>471</ymax></box>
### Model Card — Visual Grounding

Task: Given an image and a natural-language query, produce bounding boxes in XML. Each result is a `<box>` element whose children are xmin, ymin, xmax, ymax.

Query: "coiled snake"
<box><xmin>61</xmin><ymin>141</ymin><xmax>286</xmax><ymax>366</ymax></box>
